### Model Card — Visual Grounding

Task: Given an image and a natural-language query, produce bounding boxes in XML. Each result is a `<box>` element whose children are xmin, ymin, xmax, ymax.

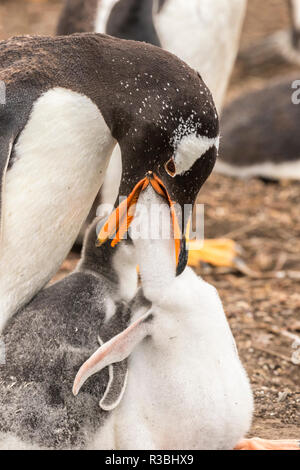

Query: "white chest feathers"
<box><xmin>0</xmin><ymin>87</ymin><xmax>115</xmax><ymax>332</ymax></box>
<box><xmin>91</xmin><ymin>268</ymin><xmax>253</xmax><ymax>450</ymax></box>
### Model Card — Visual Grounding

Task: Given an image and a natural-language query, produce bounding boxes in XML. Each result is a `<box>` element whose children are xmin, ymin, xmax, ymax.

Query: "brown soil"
<box><xmin>200</xmin><ymin>175</ymin><xmax>300</xmax><ymax>440</ymax></box>
<box><xmin>0</xmin><ymin>0</ymin><xmax>299</xmax><ymax>444</ymax></box>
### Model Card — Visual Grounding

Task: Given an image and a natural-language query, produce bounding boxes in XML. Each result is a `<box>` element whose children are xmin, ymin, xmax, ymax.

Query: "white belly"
<box><xmin>0</xmin><ymin>87</ymin><xmax>115</xmax><ymax>332</ymax></box>
<box><xmin>111</xmin><ymin>301</ymin><xmax>253</xmax><ymax>451</ymax></box>
<box><xmin>114</xmin><ymin>350</ymin><xmax>252</xmax><ymax>450</ymax></box>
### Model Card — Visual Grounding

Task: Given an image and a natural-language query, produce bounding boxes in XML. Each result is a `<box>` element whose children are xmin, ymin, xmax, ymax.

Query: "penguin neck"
<box><xmin>130</xmin><ymin>185</ymin><xmax>176</xmax><ymax>303</ymax></box>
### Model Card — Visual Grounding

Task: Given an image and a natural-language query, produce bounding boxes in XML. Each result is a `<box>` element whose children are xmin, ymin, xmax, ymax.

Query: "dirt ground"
<box><xmin>0</xmin><ymin>0</ymin><xmax>299</xmax><ymax>443</ymax></box>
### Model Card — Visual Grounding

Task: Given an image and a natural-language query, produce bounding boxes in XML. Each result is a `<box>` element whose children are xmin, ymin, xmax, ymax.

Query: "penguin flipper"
<box><xmin>99</xmin><ymin>359</ymin><xmax>128</xmax><ymax>411</ymax></box>
<box><xmin>0</xmin><ymin>122</ymin><xmax>15</xmax><ymax>242</ymax></box>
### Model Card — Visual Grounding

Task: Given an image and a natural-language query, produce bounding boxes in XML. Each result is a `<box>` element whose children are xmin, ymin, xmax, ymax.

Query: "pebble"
<box><xmin>278</xmin><ymin>391</ymin><xmax>289</xmax><ymax>402</ymax></box>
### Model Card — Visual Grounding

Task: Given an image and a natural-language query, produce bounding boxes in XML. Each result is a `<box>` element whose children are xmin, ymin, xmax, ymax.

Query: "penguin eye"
<box><xmin>164</xmin><ymin>157</ymin><xmax>176</xmax><ymax>177</ymax></box>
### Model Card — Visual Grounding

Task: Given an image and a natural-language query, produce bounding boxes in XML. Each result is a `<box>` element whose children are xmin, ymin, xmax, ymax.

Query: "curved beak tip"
<box><xmin>146</xmin><ymin>170</ymin><xmax>154</xmax><ymax>179</ymax></box>
<box><xmin>72</xmin><ymin>381</ymin><xmax>79</xmax><ymax>397</ymax></box>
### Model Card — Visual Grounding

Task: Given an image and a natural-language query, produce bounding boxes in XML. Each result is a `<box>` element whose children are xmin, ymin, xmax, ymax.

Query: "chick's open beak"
<box><xmin>96</xmin><ymin>172</ymin><xmax>181</xmax><ymax>268</ymax></box>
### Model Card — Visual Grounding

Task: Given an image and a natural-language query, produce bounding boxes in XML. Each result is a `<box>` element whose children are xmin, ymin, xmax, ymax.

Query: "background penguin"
<box><xmin>217</xmin><ymin>76</ymin><xmax>300</xmax><ymax>180</ymax></box>
<box><xmin>0</xmin><ymin>33</ymin><xmax>219</xmax><ymax>331</ymax></box>
<box><xmin>58</xmin><ymin>0</ymin><xmax>162</xmax><ymax>47</ymax></box>
<box><xmin>57</xmin><ymin>0</ymin><xmax>246</xmax><ymax>112</ymax></box>
<box><xmin>0</xmin><ymin>218</ymin><xmax>140</xmax><ymax>450</ymax></box>
<box><xmin>218</xmin><ymin>0</ymin><xmax>300</xmax><ymax>181</ymax></box>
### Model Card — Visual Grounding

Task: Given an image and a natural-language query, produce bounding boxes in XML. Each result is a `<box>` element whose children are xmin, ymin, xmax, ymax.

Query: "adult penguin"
<box><xmin>217</xmin><ymin>76</ymin><xmax>300</xmax><ymax>180</ymax></box>
<box><xmin>0</xmin><ymin>33</ymin><xmax>219</xmax><ymax>332</ymax></box>
<box><xmin>57</xmin><ymin>0</ymin><xmax>162</xmax><ymax>47</ymax></box>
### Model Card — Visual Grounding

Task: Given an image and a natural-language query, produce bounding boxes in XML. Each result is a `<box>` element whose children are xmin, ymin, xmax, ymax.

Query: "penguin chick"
<box><xmin>0</xmin><ymin>219</ymin><xmax>138</xmax><ymax>450</ymax></box>
<box><xmin>72</xmin><ymin>185</ymin><xmax>253</xmax><ymax>450</ymax></box>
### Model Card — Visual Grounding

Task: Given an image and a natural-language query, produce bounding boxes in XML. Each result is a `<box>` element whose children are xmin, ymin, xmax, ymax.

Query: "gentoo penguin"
<box><xmin>217</xmin><ymin>76</ymin><xmax>300</xmax><ymax>180</ymax></box>
<box><xmin>0</xmin><ymin>33</ymin><xmax>219</xmax><ymax>331</ymax></box>
<box><xmin>217</xmin><ymin>2</ymin><xmax>300</xmax><ymax>180</ymax></box>
<box><xmin>58</xmin><ymin>0</ymin><xmax>162</xmax><ymax>47</ymax></box>
<box><xmin>0</xmin><ymin>218</ymin><xmax>140</xmax><ymax>450</ymax></box>
<box><xmin>73</xmin><ymin>184</ymin><xmax>300</xmax><ymax>450</ymax></box>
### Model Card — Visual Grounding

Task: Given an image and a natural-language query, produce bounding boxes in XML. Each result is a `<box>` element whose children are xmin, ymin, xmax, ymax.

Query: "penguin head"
<box><xmin>115</xmin><ymin>68</ymin><xmax>219</xmax><ymax>275</ymax></box>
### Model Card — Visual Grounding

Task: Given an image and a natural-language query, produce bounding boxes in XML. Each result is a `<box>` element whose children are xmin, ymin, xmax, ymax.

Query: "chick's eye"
<box><xmin>164</xmin><ymin>157</ymin><xmax>176</xmax><ymax>177</ymax></box>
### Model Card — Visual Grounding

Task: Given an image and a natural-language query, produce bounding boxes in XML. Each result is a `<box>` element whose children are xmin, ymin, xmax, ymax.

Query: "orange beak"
<box><xmin>96</xmin><ymin>172</ymin><xmax>181</xmax><ymax>267</ymax></box>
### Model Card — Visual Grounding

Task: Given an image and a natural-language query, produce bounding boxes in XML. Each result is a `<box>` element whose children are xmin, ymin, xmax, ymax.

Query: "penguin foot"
<box><xmin>187</xmin><ymin>239</ymin><xmax>240</xmax><ymax>269</ymax></box>
<box><xmin>235</xmin><ymin>438</ymin><xmax>300</xmax><ymax>450</ymax></box>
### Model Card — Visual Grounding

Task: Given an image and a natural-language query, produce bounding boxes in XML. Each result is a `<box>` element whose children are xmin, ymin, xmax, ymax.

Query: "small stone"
<box><xmin>291</xmin><ymin>349</ymin><xmax>300</xmax><ymax>365</ymax></box>
<box><xmin>278</xmin><ymin>391</ymin><xmax>289</xmax><ymax>402</ymax></box>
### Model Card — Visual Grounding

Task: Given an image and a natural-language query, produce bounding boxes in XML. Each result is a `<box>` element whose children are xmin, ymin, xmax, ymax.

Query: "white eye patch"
<box><xmin>174</xmin><ymin>133</ymin><xmax>220</xmax><ymax>175</ymax></box>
